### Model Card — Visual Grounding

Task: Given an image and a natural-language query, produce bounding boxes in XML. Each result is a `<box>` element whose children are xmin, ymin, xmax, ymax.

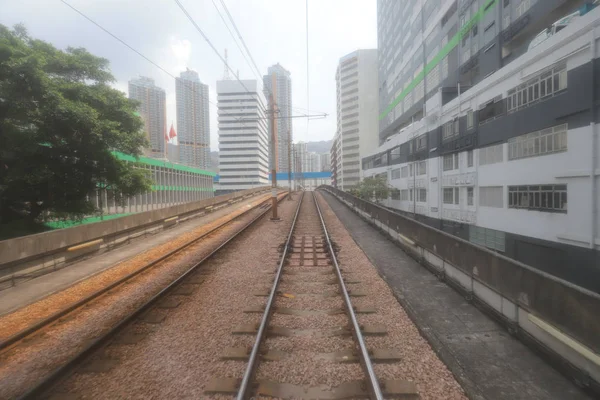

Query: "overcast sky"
<box><xmin>1</xmin><ymin>0</ymin><xmax>377</xmax><ymax>151</ymax></box>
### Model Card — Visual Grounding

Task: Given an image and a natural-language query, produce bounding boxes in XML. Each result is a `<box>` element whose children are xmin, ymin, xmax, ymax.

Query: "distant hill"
<box><xmin>305</xmin><ymin>140</ymin><xmax>333</xmax><ymax>154</ymax></box>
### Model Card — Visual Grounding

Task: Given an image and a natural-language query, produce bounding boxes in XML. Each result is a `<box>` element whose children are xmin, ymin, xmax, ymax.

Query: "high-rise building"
<box><xmin>309</xmin><ymin>152</ymin><xmax>322</xmax><ymax>173</ymax></box>
<box><xmin>217</xmin><ymin>79</ymin><xmax>269</xmax><ymax>191</ymax></box>
<box><xmin>263</xmin><ymin>63</ymin><xmax>293</xmax><ymax>173</ymax></box>
<box><xmin>128</xmin><ymin>77</ymin><xmax>166</xmax><ymax>158</ymax></box>
<box><xmin>294</xmin><ymin>141</ymin><xmax>309</xmax><ymax>171</ymax></box>
<box><xmin>330</xmin><ymin>135</ymin><xmax>339</xmax><ymax>187</ymax></box>
<box><xmin>364</xmin><ymin>1</ymin><xmax>600</xmax><ymax>286</ymax></box>
<box><xmin>176</xmin><ymin>69</ymin><xmax>210</xmax><ymax>169</ymax></box>
<box><xmin>320</xmin><ymin>153</ymin><xmax>331</xmax><ymax>172</ymax></box>
<box><xmin>334</xmin><ymin>49</ymin><xmax>379</xmax><ymax>190</ymax></box>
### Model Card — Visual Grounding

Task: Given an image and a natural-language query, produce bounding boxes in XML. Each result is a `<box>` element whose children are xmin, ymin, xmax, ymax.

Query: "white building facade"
<box><xmin>363</xmin><ymin>5</ymin><xmax>600</xmax><ymax>291</ymax></box>
<box><xmin>309</xmin><ymin>152</ymin><xmax>322</xmax><ymax>173</ymax></box>
<box><xmin>335</xmin><ymin>49</ymin><xmax>379</xmax><ymax>190</ymax></box>
<box><xmin>217</xmin><ymin>79</ymin><xmax>269</xmax><ymax>192</ymax></box>
<box><xmin>128</xmin><ymin>77</ymin><xmax>166</xmax><ymax>158</ymax></box>
<box><xmin>263</xmin><ymin>64</ymin><xmax>293</xmax><ymax>173</ymax></box>
<box><xmin>176</xmin><ymin>69</ymin><xmax>210</xmax><ymax>169</ymax></box>
<box><xmin>294</xmin><ymin>141</ymin><xmax>308</xmax><ymax>172</ymax></box>
<box><xmin>320</xmin><ymin>153</ymin><xmax>331</xmax><ymax>172</ymax></box>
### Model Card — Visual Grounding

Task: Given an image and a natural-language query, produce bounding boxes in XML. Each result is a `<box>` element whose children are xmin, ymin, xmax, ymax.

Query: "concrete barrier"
<box><xmin>321</xmin><ymin>186</ymin><xmax>600</xmax><ymax>393</ymax></box>
<box><xmin>0</xmin><ymin>187</ymin><xmax>270</xmax><ymax>289</ymax></box>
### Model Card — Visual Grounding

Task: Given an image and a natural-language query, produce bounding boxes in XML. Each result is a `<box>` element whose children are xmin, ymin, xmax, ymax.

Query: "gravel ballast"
<box><xmin>46</xmin><ymin>196</ymin><xmax>300</xmax><ymax>399</ymax></box>
<box><xmin>0</xmin><ymin>192</ymin><xmax>272</xmax><ymax>341</ymax></box>
<box><xmin>39</xmin><ymin>191</ymin><xmax>467</xmax><ymax>399</ymax></box>
<box><xmin>0</xmin><ymin>194</ymin><xmax>276</xmax><ymax>400</ymax></box>
<box><xmin>314</xmin><ymin>191</ymin><xmax>467</xmax><ymax>400</ymax></box>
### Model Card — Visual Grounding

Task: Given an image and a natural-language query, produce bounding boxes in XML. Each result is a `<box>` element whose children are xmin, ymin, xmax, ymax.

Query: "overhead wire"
<box><xmin>172</xmin><ymin>0</ymin><xmax>261</xmax><ymax>105</ymax></box>
<box><xmin>211</xmin><ymin>0</ymin><xmax>277</xmax><ymax>110</ymax></box>
<box><xmin>60</xmin><ymin>0</ymin><xmax>217</xmax><ymax>108</ymax></box>
<box><xmin>217</xmin><ymin>0</ymin><xmax>264</xmax><ymax>85</ymax></box>
<box><xmin>209</xmin><ymin>0</ymin><xmax>259</xmax><ymax>84</ymax></box>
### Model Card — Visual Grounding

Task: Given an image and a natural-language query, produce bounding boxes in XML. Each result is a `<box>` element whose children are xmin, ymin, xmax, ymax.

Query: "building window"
<box><xmin>401</xmin><ymin>166</ymin><xmax>408</xmax><ymax>177</ymax></box>
<box><xmin>479</xmin><ymin>186</ymin><xmax>504</xmax><ymax>208</ymax></box>
<box><xmin>416</xmin><ymin>134</ymin><xmax>427</xmax><ymax>150</ymax></box>
<box><xmin>503</xmin><ymin>14</ymin><xmax>511</xmax><ymax>30</ymax></box>
<box><xmin>467</xmin><ymin>187</ymin><xmax>474</xmax><ymax>206</ymax></box>
<box><xmin>417</xmin><ymin>188</ymin><xmax>427</xmax><ymax>202</ymax></box>
<box><xmin>404</xmin><ymin>91</ymin><xmax>413</xmax><ymax>111</ymax></box>
<box><xmin>443</xmin><ymin>153</ymin><xmax>459</xmax><ymax>171</ymax></box>
<box><xmin>462</xmin><ymin>47</ymin><xmax>471</xmax><ymax>64</ymax></box>
<box><xmin>469</xmin><ymin>226</ymin><xmax>506</xmax><ymax>252</ymax></box>
<box><xmin>391</xmin><ymin>168</ymin><xmax>401</xmax><ymax>179</ymax></box>
<box><xmin>479</xmin><ymin>143</ymin><xmax>503</xmax><ymax>166</ymax></box>
<box><xmin>409</xmin><ymin>163</ymin><xmax>414</xmax><ymax>176</ymax></box>
<box><xmin>516</xmin><ymin>0</ymin><xmax>532</xmax><ymax>19</ymax></box>
<box><xmin>508</xmin><ymin>124</ymin><xmax>567</xmax><ymax>160</ymax></box>
<box><xmin>427</xmin><ymin>64</ymin><xmax>440</xmax><ymax>93</ymax></box>
<box><xmin>443</xmin><ymin>154</ymin><xmax>453</xmax><ymax>171</ymax></box>
<box><xmin>441</xmin><ymin>55</ymin><xmax>449</xmax><ymax>79</ymax></box>
<box><xmin>508</xmin><ymin>184</ymin><xmax>567</xmax><ymax>213</ymax></box>
<box><xmin>409</xmin><ymin>189</ymin><xmax>414</xmax><ymax>201</ymax></box>
<box><xmin>414</xmin><ymin>80</ymin><xmax>425</xmax><ymax>102</ymax></box>
<box><xmin>443</xmin><ymin>119</ymin><xmax>458</xmax><ymax>140</ymax></box>
<box><xmin>479</xmin><ymin>97</ymin><xmax>505</xmax><ymax>124</ymax></box>
<box><xmin>443</xmin><ymin>187</ymin><xmax>459</xmax><ymax>205</ymax></box>
<box><xmin>467</xmin><ymin>150</ymin><xmax>474</xmax><ymax>167</ymax></box>
<box><xmin>507</xmin><ymin>64</ymin><xmax>567</xmax><ymax>113</ymax></box>
<box><xmin>390</xmin><ymin>146</ymin><xmax>401</xmax><ymax>160</ymax></box>
<box><xmin>401</xmin><ymin>189</ymin><xmax>409</xmax><ymax>201</ymax></box>
<box><xmin>466</xmin><ymin>110</ymin><xmax>474</xmax><ymax>130</ymax></box>
<box><xmin>418</xmin><ymin>160</ymin><xmax>427</xmax><ymax>175</ymax></box>
<box><xmin>391</xmin><ymin>189</ymin><xmax>401</xmax><ymax>200</ymax></box>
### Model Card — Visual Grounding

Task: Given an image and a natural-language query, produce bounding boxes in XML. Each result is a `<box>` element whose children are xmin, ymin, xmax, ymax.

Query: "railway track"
<box><xmin>1</xmin><ymin>191</ymin><xmax>286</xmax><ymax>400</ymax></box>
<box><xmin>207</xmin><ymin>191</ymin><xmax>420</xmax><ymax>399</ymax></box>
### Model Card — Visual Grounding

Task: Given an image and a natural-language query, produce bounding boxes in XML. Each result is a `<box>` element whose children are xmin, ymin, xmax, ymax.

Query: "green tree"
<box><xmin>0</xmin><ymin>24</ymin><xmax>152</xmax><ymax>227</ymax></box>
<box><xmin>351</xmin><ymin>176</ymin><xmax>389</xmax><ymax>203</ymax></box>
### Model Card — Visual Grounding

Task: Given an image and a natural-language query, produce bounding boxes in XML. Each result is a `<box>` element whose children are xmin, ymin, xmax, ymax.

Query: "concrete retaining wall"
<box><xmin>322</xmin><ymin>186</ymin><xmax>600</xmax><ymax>392</ymax></box>
<box><xmin>0</xmin><ymin>187</ymin><xmax>269</xmax><ymax>289</ymax></box>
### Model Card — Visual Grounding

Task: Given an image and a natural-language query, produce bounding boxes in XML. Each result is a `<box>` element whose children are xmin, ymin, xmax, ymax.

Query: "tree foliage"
<box><xmin>349</xmin><ymin>176</ymin><xmax>389</xmax><ymax>203</ymax></box>
<box><xmin>0</xmin><ymin>24</ymin><xmax>152</xmax><ymax>224</ymax></box>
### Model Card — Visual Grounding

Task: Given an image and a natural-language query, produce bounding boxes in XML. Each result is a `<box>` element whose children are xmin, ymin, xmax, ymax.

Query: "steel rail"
<box><xmin>312</xmin><ymin>191</ymin><xmax>384</xmax><ymax>400</ymax></box>
<box><xmin>236</xmin><ymin>191</ymin><xmax>305</xmax><ymax>400</ymax></box>
<box><xmin>0</xmin><ymin>192</ymin><xmax>274</xmax><ymax>354</ymax></box>
<box><xmin>17</xmin><ymin>192</ymin><xmax>288</xmax><ymax>400</ymax></box>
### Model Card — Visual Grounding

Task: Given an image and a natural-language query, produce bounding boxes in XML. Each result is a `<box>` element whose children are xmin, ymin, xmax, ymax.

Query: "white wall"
<box><xmin>365</xmin><ymin>123</ymin><xmax>599</xmax><ymax>250</ymax></box>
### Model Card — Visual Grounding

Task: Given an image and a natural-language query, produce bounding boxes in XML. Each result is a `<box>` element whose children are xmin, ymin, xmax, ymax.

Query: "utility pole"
<box><xmin>287</xmin><ymin>129</ymin><xmax>292</xmax><ymax>200</ymax></box>
<box><xmin>269</xmin><ymin>93</ymin><xmax>279</xmax><ymax>220</ymax></box>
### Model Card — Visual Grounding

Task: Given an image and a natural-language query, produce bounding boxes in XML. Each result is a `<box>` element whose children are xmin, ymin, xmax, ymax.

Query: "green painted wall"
<box><xmin>379</xmin><ymin>0</ymin><xmax>497</xmax><ymax>120</ymax></box>
<box><xmin>113</xmin><ymin>151</ymin><xmax>215</xmax><ymax>177</ymax></box>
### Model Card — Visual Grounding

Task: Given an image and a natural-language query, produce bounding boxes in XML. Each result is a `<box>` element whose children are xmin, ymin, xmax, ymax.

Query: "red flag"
<box><xmin>169</xmin><ymin>123</ymin><xmax>177</xmax><ymax>139</ymax></box>
<box><xmin>164</xmin><ymin>127</ymin><xmax>169</xmax><ymax>141</ymax></box>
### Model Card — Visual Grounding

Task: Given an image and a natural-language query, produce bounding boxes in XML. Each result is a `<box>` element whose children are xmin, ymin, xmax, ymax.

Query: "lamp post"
<box><xmin>269</xmin><ymin>93</ymin><xmax>279</xmax><ymax>220</ymax></box>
